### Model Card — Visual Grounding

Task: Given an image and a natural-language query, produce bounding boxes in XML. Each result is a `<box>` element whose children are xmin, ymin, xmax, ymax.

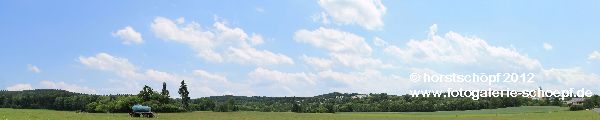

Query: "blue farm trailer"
<box><xmin>130</xmin><ymin>104</ymin><xmax>154</xmax><ymax>118</ymax></box>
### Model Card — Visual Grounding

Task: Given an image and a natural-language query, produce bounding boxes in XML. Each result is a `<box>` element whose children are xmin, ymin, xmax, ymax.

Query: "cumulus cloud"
<box><xmin>301</xmin><ymin>55</ymin><xmax>334</xmax><ymax>70</ymax></box>
<box><xmin>373</xmin><ymin>24</ymin><xmax>600</xmax><ymax>91</ymax></box>
<box><xmin>541</xmin><ymin>68</ymin><xmax>600</xmax><ymax>89</ymax></box>
<box><xmin>145</xmin><ymin>69</ymin><xmax>183</xmax><ymax>83</ymax></box>
<box><xmin>40</xmin><ymin>80</ymin><xmax>97</xmax><ymax>94</ymax></box>
<box><xmin>249</xmin><ymin>67</ymin><xmax>317</xmax><ymax>85</ymax></box>
<box><xmin>318</xmin><ymin>70</ymin><xmax>361</xmax><ymax>86</ymax></box>
<box><xmin>248</xmin><ymin>67</ymin><xmax>317</xmax><ymax>96</ymax></box>
<box><xmin>294</xmin><ymin>27</ymin><xmax>372</xmax><ymax>55</ymax></box>
<box><xmin>226</xmin><ymin>47</ymin><xmax>294</xmax><ymax>65</ymax></box>
<box><xmin>543</xmin><ymin>42</ymin><xmax>553</xmax><ymax>51</ymax></box>
<box><xmin>6</xmin><ymin>84</ymin><xmax>33</xmax><ymax>91</ymax></box>
<box><xmin>312</xmin><ymin>12</ymin><xmax>330</xmax><ymax>25</ymax></box>
<box><xmin>192</xmin><ymin>69</ymin><xmax>255</xmax><ymax>96</ymax></box>
<box><xmin>588</xmin><ymin>51</ymin><xmax>600</xmax><ymax>61</ymax></box>
<box><xmin>78</xmin><ymin>53</ymin><xmax>178</xmax><ymax>93</ymax></box>
<box><xmin>151</xmin><ymin>17</ymin><xmax>220</xmax><ymax>61</ymax></box>
<box><xmin>78</xmin><ymin>53</ymin><xmax>186</xmax><ymax>83</ymax></box>
<box><xmin>151</xmin><ymin>17</ymin><xmax>292</xmax><ymax>65</ymax></box>
<box><xmin>317</xmin><ymin>69</ymin><xmax>408</xmax><ymax>94</ymax></box>
<box><xmin>79</xmin><ymin>53</ymin><xmax>140</xmax><ymax>78</ymax></box>
<box><xmin>78</xmin><ymin>52</ymin><xmax>252</xmax><ymax>97</ymax></box>
<box><xmin>329</xmin><ymin>53</ymin><xmax>392</xmax><ymax>69</ymax></box>
<box><xmin>384</xmin><ymin>24</ymin><xmax>541</xmax><ymax>71</ymax></box>
<box><xmin>294</xmin><ymin>27</ymin><xmax>391</xmax><ymax>70</ymax></box>
<box><xmin>298</xmin><ymin>54</ymin><xmax>396</xmax><ymax>94</ymax></box>
<box><xmin>372</xmin><ymin>37</ymin><xmax>388</xmax><ymax>47</ymax></box>
<box><xmin>194</xmin><ymin>69</ymin><xmax>228</xmax><ymax>83</ymax></box>
<box><xmin>249</xmin><ymin>33</ymin><xmax>264</xmax><ymax>45</ymax></box>
<box><xmin>317</xmin><ymin>0</ymin><xmax>386</xmax><ymax>30</ymax></box>
<box><xmin>27</xmin><ymin>64</ymin><xmax>41</xmax><ymax>73</ymax></box>
<box><xmin>112</xmin><ymin>26</ymin><xmax>143</xmax><ymax>45</ymax></box>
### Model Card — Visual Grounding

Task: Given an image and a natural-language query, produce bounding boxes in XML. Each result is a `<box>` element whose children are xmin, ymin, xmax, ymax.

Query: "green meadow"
<box><xmin>1</xmin><ymin>106</ymin><xmax>598</xmax><ymax>120</ymax></box>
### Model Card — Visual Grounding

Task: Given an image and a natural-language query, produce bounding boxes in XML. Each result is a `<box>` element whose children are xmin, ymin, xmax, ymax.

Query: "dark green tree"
<box><xmin>214</xmin><ymin>103</ymin><xmax>229</xmax><ymax>112</ymax></box>
<box><xmin>291</xmin><ymin>102</ymin><xmax>301</xmax><ymax>113</ymax></box>
<box><xmin>550</xmin><ymin>97</ymin><xmax>561</xmax><ymax>106</ymax></box>
<box><xmin>583</xmin><ymin>98</ymin><xmax>595</xmax><ymax>109</ymax></box>
<box><xmin>592</xmin><ymin>95</ymin><xmax>600</xmax><ymax>108</ymax></box>
<box><xmin>138</xmin><ymin>85</ymin><xmax>154</xmax><ymax>102</ymax></box>
<box><xmin>178</xmin><ymin>80</ymin><xmax>190</xmax><ymax>109</ymax></box>
<box><xmin>227</xmin><ymin>98</ymin><xmax>238</xmax><ymax>111</ymax></box>
<box><xmin>159</xmin><ymin>82</ymin><xmax>170</xmax><ymax>104</ymax></box>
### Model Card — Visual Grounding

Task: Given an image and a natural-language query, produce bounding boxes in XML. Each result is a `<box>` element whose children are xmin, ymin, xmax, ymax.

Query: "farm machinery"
<box><xmin>130</xmin><ymin>104</ymin><xmax>154</xmax><ymax>118</ymax></box>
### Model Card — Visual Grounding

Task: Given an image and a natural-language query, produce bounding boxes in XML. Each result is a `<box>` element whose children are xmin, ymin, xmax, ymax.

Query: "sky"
<box><xmin>1</xmin><ymin>0</ymin><xmax>600</xmax><ymax>98</ymax></box>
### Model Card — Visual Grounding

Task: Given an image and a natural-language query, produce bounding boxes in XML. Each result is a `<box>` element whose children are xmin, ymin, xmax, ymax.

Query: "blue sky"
<box><xmin>1</xmin><ymin>0</ymin><xmax>600</xmax><ymax>97</ymax></box>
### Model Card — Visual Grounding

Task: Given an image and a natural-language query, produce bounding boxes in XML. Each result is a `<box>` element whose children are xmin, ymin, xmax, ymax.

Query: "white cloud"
<box><xmin>543</xmin><ymin>42</ymin><xmax>553</xmax><ymax>51</ymax></box>
<box><xmin>295</xmin><ymin>27</ymin><xmax>391</xmax><ymax>70</ymax></box>
<box><xmin>192</xmin><ymin>69</ymin><xmax>256</xmax><ymax>96</ymax></box>
<box><xmin>541</xmin><ymin>68</ymin><xmax>600</xmax><ymax>89</ymax></box>
<box><xmin>317</xmin><ymin>69</ymin><xmax>408</xmax><ymax>94</ymax></box>
<box><xmin>27</xmin><ymin>64</ymin><xmax>41</xmax><ymax>73</ymax></box>
<box><xmin>384</xmin><ymin>24</ymin><xmax>541</xmax><ymax>71</ymax></box>
<box><xmin>294</xmin><ymin>27</ymin><xmax>372</xmax><ymax>55</ymax></box>
<box><xmin>176</xmin><ymin>17</ymin><xmax>185</xmax><ymax>24</ymax></box>
<box><xmin>194</xmin><ymin>69</ymin><xmax>228</xmax><ymax>83</ymax></box>
<box><xmin>249</xmin><ymin>67</ymin><xmax>317</xmax><ymax>85</ymax></box>
<box><xmin>78</xmin><ymin>52</ymin><xmax>253</xmax><ymax>97</ymax></box>
<box><xmin>79</xmin><ymin>53</ymin><xmax>140</xmax><ymax>78</ymax></box>
<box><xmin>226</xmin><ymin>47</ymin><xmax>294</xmax><ymax>65</ymax></box>
<box><xmin>249</xmin><ymin>33</ymin><xmax>264</xmax><ymax>45</ymax></box>
<box><xmin>145</xmin><ymin>69</ymin><xmax>182</xmax><ymax>83</ymax></box>
<box><xmin>248</xmin><ymin>67</ymin><xmax>317</xmax><ymax>96</ymax></box>
<box><xmin>428</xmin><ymin>24</ymin><xmax>438</xmax><ymax>37</ymax></box>
<box><xmin>40</xmin><ymin>80</ymin><xmax>97</xmax><ymax>94</ymax></box>
<box><xmin>78</xmin><ymin>53</ymin><xmax>177</xmax><ymax>94</ymax></box>
<box><xmin>78</xmin><ymin>53</ymin><xmax>185</xmax><ymax>83</ymax></box>
<box><xmin>301</xmin><ymin>55</ymin><xmax>334</xmax><ymax>70</ymax></box>
<box><xmin>151</xmin><ymin>17</ymin><xmax>292</xmax><ymax>65</ymax></box>
<box><xmin>112</xmin><ymin>26</ymin><xmax>143</xmax><ymax>45</ymax></box>
<box><xmin>318</xmin><ymin>70</ymin><xmax>360</xmax><ymax>85</ymax></box>
<box><xmin>317</xmin><ymin>0</ymin><xmax>386</xmax><ymax>30</ymax></box>
<box><xmin>151</xmin><ymin>17</ymin><xmax>220</xmax><ymax>61</ymax></box>
<box><xmin>330</xmin><ymin>53</ymin><xmax>392</xmax><ymax>69</ymax></box>
<box><xmin>373</xmin><ymin>37</ymin><xmax>388</xmax><ymax>47</ymax></box>
<box><xmin>6</xmin><ymin>84</ymin><xmax>32</xmax><ymax>91</ymax></box>
<box><xmin>212</xmin><ymin>21</ymin><xmax>253</xmax><ymax>47</ymax></box>
<box><xmin>588</xmin><ymin>51</ymin><xmax>600</xmax><ymax>61</ymax></box>
<box><xmin>312</xmin><ymin>12</ymin><xmax>330</xmax><ymax>25</ymax></box>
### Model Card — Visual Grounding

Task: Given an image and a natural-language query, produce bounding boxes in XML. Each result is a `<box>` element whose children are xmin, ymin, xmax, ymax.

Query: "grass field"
<box><xmin>1</xmin><ymin>106</ymin><xmax>598</xmax><ymax>120</ymax></box>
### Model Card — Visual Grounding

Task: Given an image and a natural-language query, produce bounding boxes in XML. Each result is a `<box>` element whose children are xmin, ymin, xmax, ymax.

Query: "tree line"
<box><xmin>0</xmin><ymin>80</ymin><xmax>192</xmax><ymax>113</ymax></box>
<box><xmin>2</xmin><ymin>86</ymin><xmax>599</xmax><ymax>113</ymax></box>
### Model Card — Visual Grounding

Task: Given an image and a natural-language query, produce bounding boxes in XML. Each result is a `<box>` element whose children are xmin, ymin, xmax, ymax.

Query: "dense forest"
<box><xmin>1</xmin><ymin>81</ymin><xmax>600</xmax><ymax>113</ymax></box>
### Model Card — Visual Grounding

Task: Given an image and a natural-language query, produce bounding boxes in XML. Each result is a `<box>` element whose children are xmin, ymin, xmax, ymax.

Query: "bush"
<box><xmin>153</xmin><ymin>103</ymin><xmax>186</xmax><ymax>113</ymax></box>
<box><xmin>214</xmin><ymin>103</ymin><xmax>229</xmax><ymax>112</ymax></box>
<box><xmin>569</xmin><ymin>105</ymin><xmax>585</xmax><ymax>111</ymax></box>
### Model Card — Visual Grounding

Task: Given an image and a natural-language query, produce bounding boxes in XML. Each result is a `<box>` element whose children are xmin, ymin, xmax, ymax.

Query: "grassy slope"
<box><xmin>0</xmin><ymin>106</ymin><xmax>598</xmax><ymax>120</ymax></box>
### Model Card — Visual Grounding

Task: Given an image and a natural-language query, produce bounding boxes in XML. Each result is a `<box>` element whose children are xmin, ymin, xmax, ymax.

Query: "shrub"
<box><xmin>569</xmin><ymin>105</ymin><xmax>585</xmax><ymax>111</ymax></box>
